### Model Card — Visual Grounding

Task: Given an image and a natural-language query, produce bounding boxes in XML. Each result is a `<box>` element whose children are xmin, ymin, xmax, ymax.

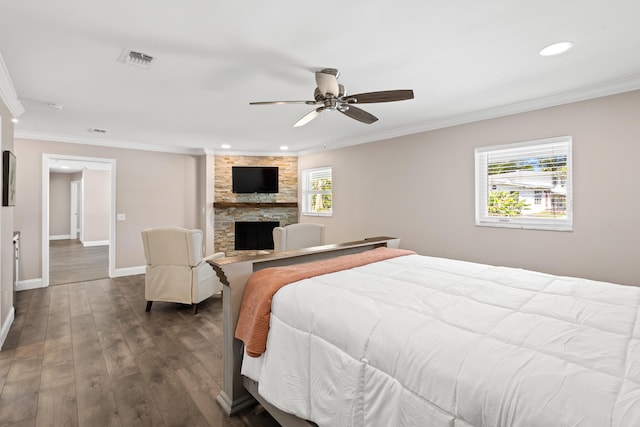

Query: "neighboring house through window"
<box><xmin>301</xmin><ymin>167</ymin><xmax>332</xmax><ymax>216</ymax></box>
<box><xmin>475</xmin><ymin>136</ymin><xmax>572</xmax><ymax>231</ymax></box>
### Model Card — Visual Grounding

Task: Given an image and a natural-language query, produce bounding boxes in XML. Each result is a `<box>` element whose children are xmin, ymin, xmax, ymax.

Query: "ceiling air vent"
<box><xmin>89</xmin><ymin>128</ymin><xmax>107</xmax><ymax>134</ymax></box>
<box><xmin>118</xmin><ymin>48</ymin><xmax>155</xmax><ymax>69</ymax></box>
<box><xmin>46</xmin><ymin>102</ymin><xmax>64</xmax><ymax>110</ymax></box>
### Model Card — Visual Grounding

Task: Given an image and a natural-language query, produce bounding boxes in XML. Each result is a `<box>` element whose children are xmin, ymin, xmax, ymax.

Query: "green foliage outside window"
<box><xmin>311</xmin><ymin>194</ymin><xmax>332</xmax><ymax>213</ymax></box>
<box><xmin>488</xmin><ymin>161</ymin><xmax>533</xmax><ymax>175</ymax></box>
<box><xmin>311</xmin><ymin>177</ymin><xmax>332</xmax><ymax>191</ymax></box>
<box><xmin>488</xmin><ymin>191</ymin><xmax>530</xmax><ymax>217</ymax></box>
<box><xmin>311</xmin><ymin>177</ymin><xmax>332</xmax><ymax>213</ymax></box>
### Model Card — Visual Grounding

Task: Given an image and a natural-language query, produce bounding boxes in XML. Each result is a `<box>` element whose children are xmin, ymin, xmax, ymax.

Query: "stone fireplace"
<box><xmin>214</xmin><ymin>155</ymin><xmax>298</xmax><ymax>256</ymax></box>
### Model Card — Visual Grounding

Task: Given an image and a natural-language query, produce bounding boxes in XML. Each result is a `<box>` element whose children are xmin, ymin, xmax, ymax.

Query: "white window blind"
<box><xmin>302</xmin><ymin>167</ymin><xmax>332</xmax><ymax>216</ymax></box>
<box><xmin>475</xmin><ymin>136</ymin><xmax>572</xmax><ymax>231</ymax></box>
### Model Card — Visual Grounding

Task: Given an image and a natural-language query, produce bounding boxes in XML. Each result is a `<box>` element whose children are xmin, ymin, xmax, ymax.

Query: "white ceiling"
<box><xmin>1</xmin><ymin>1</ymin><xmax>640</xmax><ymax>155</ymax></box>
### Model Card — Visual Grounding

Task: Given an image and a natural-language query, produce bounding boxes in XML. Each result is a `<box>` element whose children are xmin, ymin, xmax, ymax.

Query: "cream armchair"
<box><xmin>141</xmin><ymin>227</ymin><xmax>224</xmax><ymax>314</ymax></box>
<box><xmin>272</xmin><ymin>223</ymin><xmax>326</xmax><ymax>252</ymax></box>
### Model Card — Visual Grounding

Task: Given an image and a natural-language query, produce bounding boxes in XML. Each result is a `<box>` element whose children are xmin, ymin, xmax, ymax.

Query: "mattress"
<box><xmin>241</xmin><ymin>254</ymin><xmax>640</xmax><ymax>426</ymax></box>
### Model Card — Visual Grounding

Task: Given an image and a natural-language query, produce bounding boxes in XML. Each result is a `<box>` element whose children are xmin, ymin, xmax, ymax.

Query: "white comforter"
<box><xmin>242</xmin><ymin>254</ymin><xmax>640</xmax><ymax>426</ymax></box>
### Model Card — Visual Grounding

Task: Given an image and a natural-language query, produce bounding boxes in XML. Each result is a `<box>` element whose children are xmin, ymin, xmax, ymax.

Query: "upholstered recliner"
<box><xmin>272</xmin><ymin>223</ymin><xmax>326</xmax><ymax>252</ymax></box>
<box><xmin>141</xmin><ymin>227</ymin><xmax>224</xmax><ymax>313</ymax></box>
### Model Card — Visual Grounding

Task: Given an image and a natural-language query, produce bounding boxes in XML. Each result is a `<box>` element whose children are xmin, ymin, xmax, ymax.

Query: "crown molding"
<box><xmin>397</xmin><ymin>73</ymin><xmax>640</xmax><ymax>136</ymax></box>
<box><xmin>298</xmin><ymin>74</ymin><xmax>640</xmax><ymax>156</ymax></box>
<box><xmin>15</xmin><ymin>131</ymin><xmax>300</xmax><ymax>157</ymax></box>
<box><xmin>14</xmin><ymin>130</ymin><xmax>205</xmax><ymax>155</ymax></box>
<box><xmin>215</xmin><ymin>150</ymin><xmax>298</xmax><ymax>157</ymax></box>
<box><xmin>192</xmin><ymin>147</ymin><xmax>298</xmax><ymax>156</ymax></box>
<box><xmin>0</xmin><ymin>53</ymin><xmax>25</xmax><ymax>118</ymax></box>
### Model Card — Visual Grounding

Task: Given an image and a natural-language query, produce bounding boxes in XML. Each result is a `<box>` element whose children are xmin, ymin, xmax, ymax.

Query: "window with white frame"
<box><xmin>475</xmin><ymin>136</ymin><xmax>572</xmax><ymax>231</ymax></box>
<box><xmin>301</xmin><ymin>167</ymin><xmax>332</xmax><ymax>216</ymax></box>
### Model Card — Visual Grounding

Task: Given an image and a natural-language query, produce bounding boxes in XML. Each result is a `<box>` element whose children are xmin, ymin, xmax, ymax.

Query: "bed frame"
<box><xmin>207</xmin><ymin>236</ymin><xmax>400</xmax><ymax>426</ymax></box>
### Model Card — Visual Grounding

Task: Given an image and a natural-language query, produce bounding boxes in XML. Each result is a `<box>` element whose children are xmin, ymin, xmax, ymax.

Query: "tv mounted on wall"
<box><xmin>232</xmin><ymin>166</ymin><xmax>279</xmax><ymax>193</ymax></box>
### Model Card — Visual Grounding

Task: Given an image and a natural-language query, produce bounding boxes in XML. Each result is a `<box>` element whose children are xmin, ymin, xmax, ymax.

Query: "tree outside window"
<box><xmin>302</xmin><ymin>167</ymin><xmax>332</xmax><ymax>216</ymax></box>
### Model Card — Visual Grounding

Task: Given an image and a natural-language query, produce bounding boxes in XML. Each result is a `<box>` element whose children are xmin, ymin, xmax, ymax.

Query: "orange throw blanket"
<box><xmin>236</xmin><ymin>246</ymin><xmax>416</xmax><ymax>357</ymax></box>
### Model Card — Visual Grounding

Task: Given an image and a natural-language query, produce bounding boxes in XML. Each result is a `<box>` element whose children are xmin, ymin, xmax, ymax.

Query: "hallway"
<box><xmin>49</xmin><ymin>240</ymin><xmax>108</xmax><ymax>286</ymax></box>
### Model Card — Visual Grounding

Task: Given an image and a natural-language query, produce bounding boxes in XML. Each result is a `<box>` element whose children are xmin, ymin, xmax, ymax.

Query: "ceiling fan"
<box><xmin>250</xmin><ymin>68</ymin><xmax>414</xmax><ymax>127</ymax></box>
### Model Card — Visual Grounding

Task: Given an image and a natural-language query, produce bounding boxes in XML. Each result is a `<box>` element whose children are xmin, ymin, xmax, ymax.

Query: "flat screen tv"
<box><xmin>232</xmin><ymin>166</ymin><xmax>279</xmax><ymax>193</ymax></box>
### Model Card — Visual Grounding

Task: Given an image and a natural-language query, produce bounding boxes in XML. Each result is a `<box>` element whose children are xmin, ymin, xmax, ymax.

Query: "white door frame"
<box><xmin>42</xmin><ymin>154</ymin><xmax>116</xmax><ymax>287</ymax></box>
<box><xmin>69</xmin><ymin>180</ymin><xmax>81</xmax><ymax>240</ymax></box>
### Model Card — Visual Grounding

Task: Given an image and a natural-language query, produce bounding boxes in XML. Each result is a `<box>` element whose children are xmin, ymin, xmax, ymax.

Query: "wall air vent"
<box><xmin>118</xmin><ymin>48</ymin><xmax>156</xmax><ymax>69</ymax></box>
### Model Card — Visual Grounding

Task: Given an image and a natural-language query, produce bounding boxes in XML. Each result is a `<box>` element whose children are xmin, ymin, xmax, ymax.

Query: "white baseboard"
<box><xmin>0</xmin><ymin>306</ymin><xmax>15</xmax><ymax>350</ymax></box>
<box><xmin>83</xmin><ymin>240</ymin><xmax>110</xmax><ymax>247</ymax></box>
<box><xmin>15</xmin><ymin>269</ymin><xmax>144</xmax><ymax>290</ymax></box>
<box><xmin>50</xmin><ymin>234</ymin><xmax>71</xmax><ymax>240</ymax></box>
<box><xmin>16</xmin><ymin>278</ymin><xmax>45</xmax><ymax>291</ymax></box>
<box><xmin>111</xmin><ymin>266</ymin><xmax>145</xmax><ymax>278</ymax></box>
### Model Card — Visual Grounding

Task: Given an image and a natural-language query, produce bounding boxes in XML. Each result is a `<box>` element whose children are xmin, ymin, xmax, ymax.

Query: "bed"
<box><xmin>208</xmin><ymin>237</ymin><xmax>640</xmax><ymax>427</ymax></box>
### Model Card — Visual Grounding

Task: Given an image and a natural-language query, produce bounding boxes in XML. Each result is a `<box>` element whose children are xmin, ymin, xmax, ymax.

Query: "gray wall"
<box><xmin>14</xmin><ymin>138</ymin><xmax>201</xmax><ymax>281</ymax></box>
<box><xmin>299</xmin><ymin>90</ymin><xmax>640</xmax><ymax>286</ymax></box>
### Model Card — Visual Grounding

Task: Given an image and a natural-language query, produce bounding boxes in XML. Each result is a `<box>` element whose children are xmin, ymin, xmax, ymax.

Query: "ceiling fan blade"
<box><xmin>293</xmin><ymin>107</ymin><xmax>324</xmax><ymax>127</ymax></box>
<box><xmin>315</xmin><ymin>71</ymin><xmax>340</xmax><ymax>97</ymax></box>
<box><xmin>339</xmin><ymin>105</ymin><xmax>378</xmax><ymax>124</ymax></box>
<box><xmin>343</xmin><ymin>89</ymin><xmax>414</xmax><ymax>104</ymax></box>
<box><xmin>250</xmin><ymin>100</ymin><xmax>317</xmax><ymax>105</ymax></box>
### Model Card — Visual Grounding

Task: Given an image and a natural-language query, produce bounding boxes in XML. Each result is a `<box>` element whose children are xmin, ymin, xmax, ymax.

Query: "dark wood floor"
<box><xmin>0</xmin><ymin>275</ymin><xmax>279</xmax><ymax>427</ymax></box>
<box><xmin>49</xmin><ymin>240</ymin><xmax>109</xmax><ymax>286</ymax></box>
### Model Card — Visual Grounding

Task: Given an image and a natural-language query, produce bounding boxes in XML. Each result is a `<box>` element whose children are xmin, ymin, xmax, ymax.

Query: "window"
<box><xmin>534</xmin><ymin>190</ymin><xmax>542</xmax><ymax>205</ymax></box>
<box><xmin>475</xmin><ymin>136</ymin><xmax>572</xmax><ymax>231</ymax></box>
<box><xmin>301</xmin><ymin>167</ymin><xmax>332</xmax><ymax>216</ymax></box>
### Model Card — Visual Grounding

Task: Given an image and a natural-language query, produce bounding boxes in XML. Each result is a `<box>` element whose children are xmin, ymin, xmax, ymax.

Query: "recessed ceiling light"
<box><xmin>539</xmin><ymin>41</ymin><xmax>574</xmax><ymax>56</ymax></box>
<box><xmin>280</xmin><ymin>146</ymin><xmax>289</xmax><ymax>151</ymax></box>
<box><xmin>11</xmin><ymin>118</ymin><xmax>18</xmax><ymax>123</ymax></box>
<box><xmin>221</xmin><ymin>144</ymin><xmax>231</xmax><ymax>149</ymax></box>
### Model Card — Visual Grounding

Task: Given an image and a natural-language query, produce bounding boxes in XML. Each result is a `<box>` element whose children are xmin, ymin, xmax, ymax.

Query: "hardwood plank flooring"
<box><xmin>49</xmin><ymin>240</ymin><xmax>108</xmax><ymax>286</ymax></box>
<box><xmin>0</xmin><ymin>275</ymin><xmax>279</xmax><ymax>427</ymax></box>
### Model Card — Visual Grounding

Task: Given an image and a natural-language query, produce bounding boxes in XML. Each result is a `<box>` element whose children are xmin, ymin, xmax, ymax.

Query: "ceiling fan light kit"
<box><xmin>250</xmin><ymin>68</ymin><xmax>414</xmax><ymax>127</ymax></box>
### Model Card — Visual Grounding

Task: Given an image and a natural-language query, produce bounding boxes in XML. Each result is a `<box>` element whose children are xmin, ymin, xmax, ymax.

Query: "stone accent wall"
<box><xmin>214</xmin><ymin>155</ymin><xmax>298</xmax><ymax>256</ymax></box>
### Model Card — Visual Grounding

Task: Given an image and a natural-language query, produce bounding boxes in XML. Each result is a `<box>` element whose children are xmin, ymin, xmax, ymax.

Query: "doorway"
<box><xmin>42</xmin><ymin>154</ymin><xmax>116</xmax><ymax>287</ymax></box>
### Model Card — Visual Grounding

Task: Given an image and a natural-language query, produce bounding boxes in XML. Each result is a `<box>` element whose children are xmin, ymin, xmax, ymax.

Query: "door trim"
<box><xmin>70</xmin><ymin>180</ymin><xmax>80</xmax><ymax>240</ymax></box>
<box><xmin>42</xmin><ymin>154</ymin><xmax>116</xmax><ymax>287</ymax></box>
